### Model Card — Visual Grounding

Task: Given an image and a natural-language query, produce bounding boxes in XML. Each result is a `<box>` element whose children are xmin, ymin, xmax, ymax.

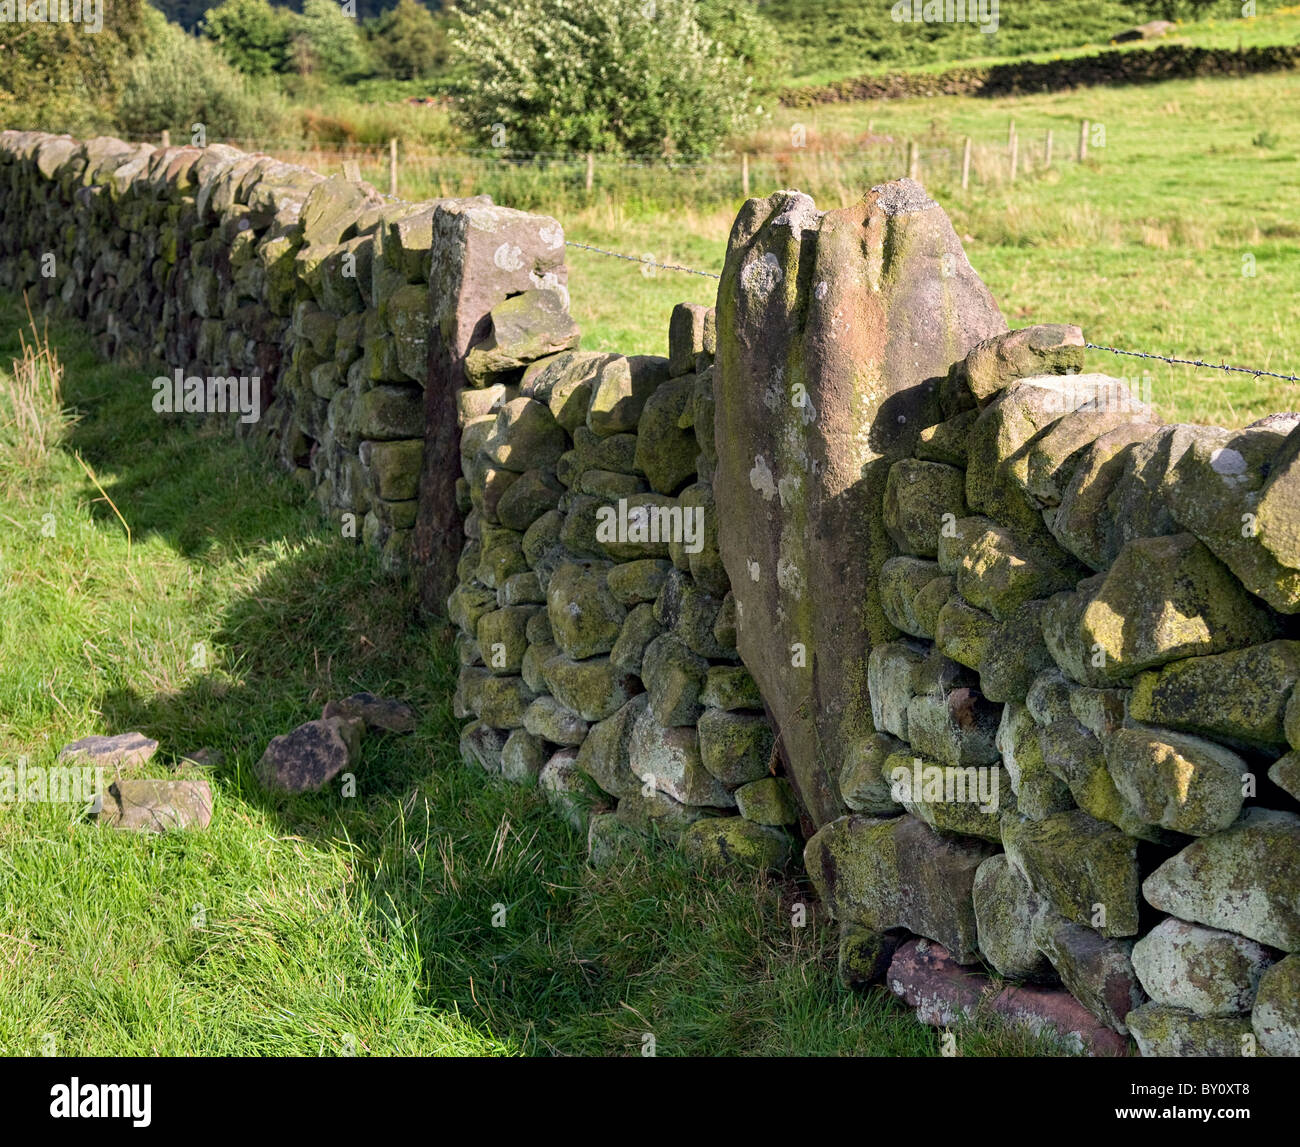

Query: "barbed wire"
<box><xmin>1084</xmin><ymin>343</ymin><xmax>1300</xmax><ymax>384</ymax></box>
<box><xmin>563</xmin><ymin>243</ymin><xmax>1298</xmax><ymax>384</ymax></box>
<box><xmin>564</xmin><ymin>241</ymin><xmax>721</xmax><ymax>280</ymax></box>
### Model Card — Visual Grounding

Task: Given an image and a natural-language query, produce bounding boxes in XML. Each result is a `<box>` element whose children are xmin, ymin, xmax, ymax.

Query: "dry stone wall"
<box><xmin>1</xmin><ymin>130</ymin><xmax>1296</xmax><ymax>1056</ymax></box>
<box><xmin>449</xmin><ymin>298</ymin><xmax>801</xmax><ymax>873</ymax></box>
<box><xmin>0</xmin><ymin>130</ymin><xmax>564</xmax><ymax>588</ymax></box>
<box><xmin>716</xmin><ymin>185</ymin><xmax>1300</xmax><ymax>1057</ymax></box>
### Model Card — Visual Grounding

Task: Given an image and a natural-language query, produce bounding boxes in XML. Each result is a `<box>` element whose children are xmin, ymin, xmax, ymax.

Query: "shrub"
<box><xmin>116</xmin><ymin>11</ymin><xmax>277</xmax><ymax>141</ymax></box>
<box><xmin>367</xmin><ymin>0</ymin><xmax>453</xmax><ymax>81</ymax></box>
<box><xmin>200</xmin><ymin>0</ymin><xmax>294</xmax><ymax>77</ymax></box>
<box><xmin>449</xmin><ymin>0</ymin><xmax>757</xmax><ymax>156</ymax></box>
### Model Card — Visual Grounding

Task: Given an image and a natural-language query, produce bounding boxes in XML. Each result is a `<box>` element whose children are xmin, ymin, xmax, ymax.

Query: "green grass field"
<box><xmin>0</xmin><ymin>298</ymin><xmax>1077</xmax><ymax>1057</ymax></box>
<box><xmin>554</xmin><ymin>68</ymin><xmax>1300</xmax><ymax>429</ymax></box>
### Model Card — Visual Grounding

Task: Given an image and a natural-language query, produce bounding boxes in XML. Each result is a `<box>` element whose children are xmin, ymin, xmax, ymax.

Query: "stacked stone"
<box><xmin>0</xmin><ymin>131</ymin><xmax>465</xmax><ymax>571</ymax></box>
<box><xmin>810</xmin><ymin>322</ymin><xmax>1300</xmax><ymax>1055</ymax></box>
<box><xmin>450</xmin><ymin>298</ymin><xmax>797</xmax><ymax>871</ymax></box>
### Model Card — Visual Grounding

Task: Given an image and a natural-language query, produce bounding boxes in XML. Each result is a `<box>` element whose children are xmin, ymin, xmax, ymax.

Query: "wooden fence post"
<box><xmin>742</xmin><ymin>152</ymin><xmax>750</xmax><ymax>197</ymax></box>
<box><xmin>160</xmin><ymin>129</ymin><xmax>170</xmax><ymax>149</ymax></box>
<box><xmin>1045</xmin><ymin>129</ymin><xmax>1054</xmax><ymax>168</ymax></box>
<box><xmin>1079</xmin><ymin>119</ymin><xmax>1090</xmax><ymax>162</ymax></box>
<box><xmin>961</xmin><ymin>137</ymin><xmax>972</xmax><ymax>190</ymax></box>
<box><xmin>585</xmin><ymin>152</ymin><xmax>594</xmax><ymax>192</ymax></box>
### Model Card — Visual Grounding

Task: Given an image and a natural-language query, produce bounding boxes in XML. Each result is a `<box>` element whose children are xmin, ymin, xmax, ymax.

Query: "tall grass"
<box><xmin>0</xmin><ymin>296</ymin><xmax>71</xmax><ymax>492</ymax></box>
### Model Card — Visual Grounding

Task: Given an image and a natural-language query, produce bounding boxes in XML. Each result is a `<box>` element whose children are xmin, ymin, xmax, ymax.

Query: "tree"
<box><xmin>201</xmin><ymin>0</ymin><xmax>294</xmax><ymax>77</ymax></box>
<box><xmin>368</xmin><ymin>0</ymin><xmax>451</xmax><ymax>80</ymax></box>
<box><xmin>450</xmin><ymin>0</ymin><xmax>756</xmax><ymax>156</ymax></box>
<box><xmin>290</xmin><ymin>0</ymin><xmax>371</xmax><ymax>81</ymax></box>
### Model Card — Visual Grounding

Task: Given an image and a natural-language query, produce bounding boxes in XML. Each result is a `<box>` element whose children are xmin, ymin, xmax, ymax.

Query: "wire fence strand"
<box><xmin>564</xmin><ymin>242</ymin><xmax>1298</xmax><ymax>385</ymax></box>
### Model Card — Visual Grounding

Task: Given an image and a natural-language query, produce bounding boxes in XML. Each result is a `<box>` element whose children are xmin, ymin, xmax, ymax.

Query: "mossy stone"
<box><xmin>496</xmin><ymin>468</ymin><xmax>563</xmax><ymax>531</ymax></box>
<box><xmin>957</xmin><ymin>525</ymin><xmax>1078</xmax><ymax>621</ymax></box>
<box><xmin>1143</xmin><ymin>808</ymin><xmax>1300</xmax><ymax>950</ymax></box>
<box><xmin>879</xmin><ymin>556</ymin><xmax>942</xmax><ymax>639</ymax></box>
<box><xmin>523</xmin><ymin>695</ymin><xmax>589</xmax><ymax>746</ymax></box>
<box><xmin>698</xmin><ymin>707</ymin><xmax>774</xmax><ymax>788</ymax></box>
<box><xmin>540</xmin><ymin>653</ymin><xmax>640</xmax><ymax>722</ymax></box>
<box><xmin>587</xmin><ymin>355</ymin><xmax>671</xmax><ymax>437</ymax></box>
<box><xmin>979</xmin><ymin>600</ymin><xmax>1056</xmax><ymax>704</ymax></box>
<box><xmin>911</xmin><ymin>575</ymin><xmax>955</xmax><ymax>639</ymax></box>
<box><xmin>883</xmin><ymin>459</ymin><xmax>968</xmax><ymax>558</ymax></box>
<box><xmin>1128</xmin><ymin>640</ymin><xmax>1300</xmax><ymax>746</ymax></box>
<box><xmin>934</xmin><ymin>596</ymin><xmax>997</xmax><ymax>673</ymax></box>
<box><xmin>1252</xmin><ymin>955</ymin><xmax>1300</xmax><ymax>1056</ymax></box>
<box><xmin>634</xmin><ymin>374</ymin><xmax>698</xmax><ymax>494</ymax></box>
<box><xmin>640</xmin><ymin>633</ymin><xmax>708</xmax><ymax>726</ymax></box>
<box><xmin>364</xmin><ymin>438</ymin><xmax>423</xmax><ymax>500</ymax></box>
<box><xmin>680</xmin><ymin>817</ymin><xmax>793</xmax><ymax>873</ymax></box>
<box><xmin>883</xmin><ymin>750</ymin><xmax>1009</xmax><ymax>843</ymax></box>
<box><xmin>972</xmin><ymin>854</ymin><xmax>1056</xmax><ymax>982</ymax></box>
<box><xmin>460</xmin><ymin>720</ymin><xmax>506</xmax><ymax>774</ymax></box>
<box><xmin>606</xmin><ymin>559</ymin><xmax>673</xmax><ymax>606</ymax></box>
<box><xmin>735</xmin><ymin>777</ymin><xmax>798</xmax><ymax>825</ymax></box>
<box><xmin>609</xmin><ymin>603</ymin><xmax>663</xmax><ymax>675</ymax></box>
<box><xmin>476</xmin><ymin>606</ymin><xmax>535</xmax><ymax>676</ymax></box>
<box><xmin>484</xmin><ymin>396</ymin><xmax>568</xmax><ymax>473</ymax></box>
<box><xmin>964</xmin><ymin>324</ymin><xmax>1086</xmax><ymax>402</ymax></box>
<box><xmin>996</xmin><ymin>703</ymin><xmax>1074</xmax><ymax>821</ymax></box>
<box><xmin>838</xmin><ymin>732</ymin><xmax>907</xmax><ymax>815</ymax></box>
<box><xmin>577</xmin><ymin>468</ymin><xmax>646</xmax><ymax>500</ymax></box>
<box><xmin>629</xmin><ymin>703</ymin><xmax>733</xmax><ymax>807</ymax></box>
<box><xmin>1126</xmin><ymin>1004</ymin><xmax>1253</xmax><ymax>1058</ymax></box>
<box><xmin>575</xmin><ymin>694</ymin><xmax>644</xmax><ymax>799</ymax></box>
<box><xmin>521</xmin><ymin>641</ymin><xmax>558</xmax><ymax>694</ymax></box>
<box><xmin>1269</xmin><ymin>751</ymin><xmax>1300</xmax><ymax>801</ymax></box>
<box><xmin>501</xmin><ymin>728</ymin><xmax>547</xmax><ymax>784</ymax></box>
<box><xmin>1131</xmin><ymin>917</ymin><xmax>1273</xmax><ymax>1018</ymax></box>
<box><xmin>473</xmin><ymin>674</ymin><xmax>537</xmax><ymax>729</ymax></box>
<box><xmin>701</xmin><ymin>665</ymin><xmax>763</xmax><ymax>712</ymax></box>
<box><xmin>546</xmin><ymin>563</ymin><xmax>626</xmax><ymax>661</ymax></box>
<box><xmin>1106</xmin><ymin>725</ymin><xmax>1246</xmax><ymax>837</ymax></box>
<box><xmin>915</xmin><ymin>409</ymin><xmax>977</xmax><ymax>466</ymax></box>
<box><xmin>1001</xmin><ymin>809</ymin><xmax>1140</xmax><ymax>938</ymax></box>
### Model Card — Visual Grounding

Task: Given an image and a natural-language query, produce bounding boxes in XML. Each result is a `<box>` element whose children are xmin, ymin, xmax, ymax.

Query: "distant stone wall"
<box><xmin>0</xmin><ymin>130</ymin><xmax>564</xmax><ymax>589</ymax></box>
<box><xmin>781</xmin><ymin>43</ymin><xmax>1300</xmax><ymax>107</ymax></box>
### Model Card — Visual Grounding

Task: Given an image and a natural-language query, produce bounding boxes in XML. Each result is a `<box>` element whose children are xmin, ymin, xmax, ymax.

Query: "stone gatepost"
<box><xmin>713</xmin><ymin>180</ymin><xmax>1006</xmax><ymax>826</ymax></box>
<box><xmin>413</xmin><ymin>201</ymin><xmax>568</xmax><ymax>615</ymax></box>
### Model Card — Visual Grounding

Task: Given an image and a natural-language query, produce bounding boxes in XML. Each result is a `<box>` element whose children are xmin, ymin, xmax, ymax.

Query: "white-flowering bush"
<box><xmin>450</xmin><ymin>0</ymin><xmax>757</xmax><ymax>157</ymax></box>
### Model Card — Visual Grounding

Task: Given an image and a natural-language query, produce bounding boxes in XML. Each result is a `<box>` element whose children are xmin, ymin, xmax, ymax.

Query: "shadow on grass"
<box><xmin>1</xmin><ymin>294</ymin><xmax>1070</xmax><ymax>1057</ymax></box>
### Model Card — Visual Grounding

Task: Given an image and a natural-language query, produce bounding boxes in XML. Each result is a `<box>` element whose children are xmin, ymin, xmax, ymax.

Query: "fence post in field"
<box><xmin>907</xmin><ymin>140</ymin><xmax>919</xmax><ymax>181</ymax></box>
<box><xmin>389</xmin><ymin>138</ymin><xmax>398</xmax><ymax>196</ymax></box>
<box><xmin>1045</xmin><ymin>129</ymin><xmax>1054</xmax><ymax>168</ymax></box>
<box><xmin>585</xmin><ymin>152</ymin><xmax>594</xmax><ymax>192</ymax></box>
<box><xmin>742</xmin><ymin>152</ymin><xmax>750</xmax><ymax>197</ymax></box>
<box><xmin>160</xmin><ymin>130</ymin><xmax>170</xmax><ymax>149</ymax></box>
<box><xmin>1079</xmin><ymin>119</ymin><xmax>1090</xmax><ymax>162</ymax></box>
<box><xmin>342</xmin><ymin>158</ymin><xmax>362</xmax><ymax>183</ymax></box>
<box><xmin>961</xmin><ymin>137</ymin><xmax>972</xmax><ymax>190</ymax></box>
<box><xmin>1009</xmin><ymin>132</ymin><xmax>1019</xmax><ymax>182</ymax></box>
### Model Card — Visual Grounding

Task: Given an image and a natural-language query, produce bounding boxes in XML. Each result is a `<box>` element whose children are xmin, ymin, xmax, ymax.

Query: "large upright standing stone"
<box><xmin>713</xmin><ymin>180</ymin><xmax>1006</xmax><ymax>825</ymax></box>
<box><xmin>413</xmin><ymin>200</ymin><xmax>568</xmax><ymax>615</ymax></box>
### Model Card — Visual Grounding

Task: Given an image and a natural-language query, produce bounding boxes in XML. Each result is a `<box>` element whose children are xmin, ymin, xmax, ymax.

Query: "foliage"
<box><xmin>449</xmin><ymin>0</ymin><xmax>757</xmax><ymax>155</ymax></box>
<box><xmin>117</xmin><ymin>8</ymin><xmax>276</xmax><ymax>139</ymax></box>
<box><xmin>289</xmin><ymin>0</ymin><xmax>373</xmax><ymax>81</ymax></box>
<box><xmin>366</xmin><ymin>0</ymin><xmax>453</xmax><ymax>80</ymax></box>
<box><xmin>201</xmin><ymin>0</ymin><xmax>295</xmax><ymax>77</ymax></box>
<box><xmin>0</xmin><ymin>0</ymin><xmax>151</xmax><ymax>133</ymax></box>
